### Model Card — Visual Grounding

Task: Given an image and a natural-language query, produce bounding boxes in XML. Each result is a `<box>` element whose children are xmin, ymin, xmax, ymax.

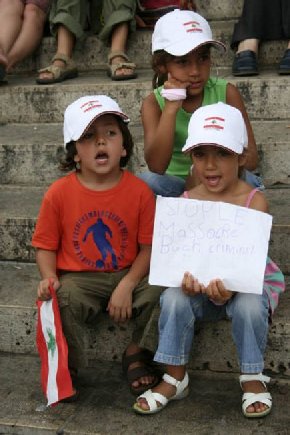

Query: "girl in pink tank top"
<box><xmin>134</xmin><ymin>103</ymin><xmax>284</xmax><ymax>420</ymax></box>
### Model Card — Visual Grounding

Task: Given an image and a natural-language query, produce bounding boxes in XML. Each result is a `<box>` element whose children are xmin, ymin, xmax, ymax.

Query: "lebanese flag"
<box><xmin>36</xmin><ymin>284</ymin><xmax>74</xmax><ymax>406</ymax></box>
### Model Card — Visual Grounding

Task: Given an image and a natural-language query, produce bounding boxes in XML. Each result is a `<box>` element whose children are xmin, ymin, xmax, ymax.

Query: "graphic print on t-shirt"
<box><xmin>73</xmin><ymin>210</ymin><xmax>128</xmax><ymax>271</ymax></box>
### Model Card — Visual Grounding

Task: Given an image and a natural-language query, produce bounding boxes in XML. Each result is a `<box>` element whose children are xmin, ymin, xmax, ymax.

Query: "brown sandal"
<box><xmin>122</xmin><ymin>349</ymin><xmax>160</xmax><ymax>395</ymax></box>
<box><xmin>107</xmin><ymin>51</ymin><xmax>137</xmax><ymax>81</ymax></box>
<box><xmin>36</xmin><ymin>53</ymin><xmax>78</xmax><ymax>84</ymax></box>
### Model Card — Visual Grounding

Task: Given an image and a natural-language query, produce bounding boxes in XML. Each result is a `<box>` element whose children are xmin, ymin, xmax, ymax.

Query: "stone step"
<box><xmin>12</xmin><ymin>10</ymin><xmax>288</xmax><ymax>75</ymax></box>
<box><xmin>0</xmin><ymin>185</ymin><xmax>289</xmax><ymax>272</ymax></box>
<box><xmin>0</xmin><ymin>120</ymin><xmax>289</xmax><ymax>187</ymax></box>
<box><xmin>0</xmin><ymin>261</ymin><xmax>289</xmax><ymax>375</ymax></box>
<box><xmin>1</xmin><ymin>354</ymin><xmax>290</xmax><ymax>435</ymax></box>
<box><xmin>1</xmin><ymin>70</ymin><xmax>290</xmax><ymax>125</ymax></box>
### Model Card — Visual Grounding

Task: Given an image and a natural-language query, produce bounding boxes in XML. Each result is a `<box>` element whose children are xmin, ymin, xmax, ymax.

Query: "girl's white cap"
<box><xmin>182</xmin><ymin>102</ymin><xmax>248</xmax><ymax>155</ymax></box>
<box><xmin>63</xmin><ymin>95</ymin><xmax>130</xmax><ymax>148</ymax></box>
<box><xmin>152</xmin><ymin>9</ymin><xmax>226</xmax><ymax>56</ymax></box>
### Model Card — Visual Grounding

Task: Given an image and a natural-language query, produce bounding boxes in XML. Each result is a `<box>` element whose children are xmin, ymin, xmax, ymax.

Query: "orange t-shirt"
<box><xmin>32</xmin><ymin>170</ymin><xmax>155</xmax><ymax>272</ymax></box>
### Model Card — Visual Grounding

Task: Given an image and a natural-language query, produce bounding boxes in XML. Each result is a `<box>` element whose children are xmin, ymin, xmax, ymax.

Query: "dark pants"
<box><xmin>57</xmin><ymin>269</ymin><xmax>163</xmax><ymax>369</ymax></box>
<box><xmin>231</xmin><ymin>0</ymin><xmax>290</xmax><ymax>48</ymax></box>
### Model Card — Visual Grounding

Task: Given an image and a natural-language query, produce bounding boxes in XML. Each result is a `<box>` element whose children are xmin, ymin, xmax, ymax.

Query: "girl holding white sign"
<box><xmin>133</xmin><ymin>103</ymin><xmax>285</xmax><ymax>418</ymax></box>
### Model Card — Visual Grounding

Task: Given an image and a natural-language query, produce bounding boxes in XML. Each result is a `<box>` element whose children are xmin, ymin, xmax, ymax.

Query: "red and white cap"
<box><xmin>63</xmin><ymin>95</ymin><xmax>130</xmax><ymax>148</ymax></box>
<box><xmin>152</xmin><ymin>9</ymin><xmax>226</xmax><ymax>56</ymax></box>
<box><xmin>182</xmin><ymin>102</ymin><xmax>248</xmax><ymax>155</ymax></box>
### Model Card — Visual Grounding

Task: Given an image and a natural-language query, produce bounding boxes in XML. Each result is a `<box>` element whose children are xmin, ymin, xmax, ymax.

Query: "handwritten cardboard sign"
<box><xmin>149</xmin><ymin>196</ymin><xmax>273</xmax><ymax>294</ymax></box>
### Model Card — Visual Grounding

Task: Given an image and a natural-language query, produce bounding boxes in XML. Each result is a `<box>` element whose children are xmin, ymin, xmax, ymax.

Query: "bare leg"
<box><xmin>110</xmin><ymin>22</ymin><xmax>135</xmax><ymax>78</ymax></box>
<box><xmin>37</xmin><ymin>25</ymin><xmax>75</xmax><ymax>81</ymax></box>
<box><xmin>7</xmin><ymin>3</ymin><xmax>46</xmax><ymax>71</ymax></box>
<box><xmin>0</xmin><ymin>0</ymin><xmax>23</xmax><ymax>66</ymax></box>
<box><xmin>237</xmin><ymin>38</ymin><xmax>259</xmax><ymax>55</ymax></box>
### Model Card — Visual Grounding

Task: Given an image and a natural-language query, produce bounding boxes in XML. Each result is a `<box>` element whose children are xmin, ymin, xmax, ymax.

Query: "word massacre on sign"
<box><xmin>149</xmin><ymin>196</ymin><xmax>272</xmax><ymax>294</ymax></box>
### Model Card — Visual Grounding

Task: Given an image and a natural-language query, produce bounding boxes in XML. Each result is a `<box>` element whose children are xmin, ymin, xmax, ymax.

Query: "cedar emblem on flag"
<box><xmin>183</xmin><ymin>20</ymin><xmax>202</xmax><ymax>33</ymax></box>
<box><xmin>36</xmin><ymin>284</ymin><xmax>74</xmax><ymax>406</ymax></box>
<box><xmin>203</xmin><ymin>116</ymin><xmax>225</xmax><ymax>130</ymax></box>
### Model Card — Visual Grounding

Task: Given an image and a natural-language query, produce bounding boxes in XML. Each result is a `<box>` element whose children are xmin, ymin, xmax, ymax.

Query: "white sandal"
<box><xmin>239</xmin><ymin>373</ymin><xmax>272</xmax><ymax>418</ymax></box>
<box><xmin>133</xmin><ymin>372</ymin><xmax>189</xmax><ymax>415</ymax></box>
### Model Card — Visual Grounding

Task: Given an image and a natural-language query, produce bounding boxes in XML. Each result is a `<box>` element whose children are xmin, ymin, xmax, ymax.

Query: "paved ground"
<box><xmin>1</xmin><ymin>353</ymin><xmax>290</xmax><ymax>435</ymax></box>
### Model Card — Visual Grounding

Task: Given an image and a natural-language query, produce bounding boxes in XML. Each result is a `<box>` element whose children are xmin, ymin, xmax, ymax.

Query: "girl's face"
<box><xmin>191</xmin><ymin>145</ymin><xmax>246</xmax><ymax>193</ymax></box>
<box><xmin>165</xmin><ymin>45</ymin><xmax>211</xmax><ymax>97</ymax></box>
<box><xmin>74</xmin><ymin>114</ymin><xmax>126</xmax><ymax>181</ymax></box>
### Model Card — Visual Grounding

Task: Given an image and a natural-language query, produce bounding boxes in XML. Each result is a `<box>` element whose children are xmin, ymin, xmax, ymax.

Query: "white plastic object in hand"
<box><xmin>161</xmin><ymin>88</ymin><xmax>187</xmax><ymax>101</ymax></box>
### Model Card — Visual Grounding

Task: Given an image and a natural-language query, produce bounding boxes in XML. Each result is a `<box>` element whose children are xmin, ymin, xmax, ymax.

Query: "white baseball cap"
<box><xmin>182</xmin><ymin>102</ymin><xmax>248</xmax><ymax>154</ymax></box>
<box><xmin>63</xmin><ymin>95</ymin><xmax>130</xmax><ymax>148</ymax></box>
<box><xmin>152</xmin><ymin>9</ymin><xmax>226</xmax><ymax>56</ymax></box>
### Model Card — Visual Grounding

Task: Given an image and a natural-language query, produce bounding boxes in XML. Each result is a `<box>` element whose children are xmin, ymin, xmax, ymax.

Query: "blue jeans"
<box><xmin>138</xmin><ymin>171</ymin><xmax>185</xmax><ymax>197</ymax></box>
<box><xmin>138</xmin><ymin>170</ymin><xmax>264</xmax><ymax>197</ymax></box>
<box><xmin>154</xmin><ymin>288</ymin><xmax>269</xmax><ymax>373</ymax></box>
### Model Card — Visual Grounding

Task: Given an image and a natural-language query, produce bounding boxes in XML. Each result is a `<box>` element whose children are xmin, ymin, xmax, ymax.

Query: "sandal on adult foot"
<box><xmin>107</xmin><ymin>51</ymin><xmax>137</xmax><ymax>81</ymax></box>
<box><xmin>122</xmin><ymin>349</ymin><xmax>160</xmax><ymax>395</ymax></box>
<box><xmin>36</xmin><ymin>53</ymin><xmax>78</xmax><ymax>84</ymax></box>
<box><xmin>133</xmin><ymin>372</ymin><xmax>189</xmax><ymax>415</ymax></box>
<box><xmin>240</xmin><ymin>373</ymin><xmax>272</xmax><ymax>418</ymax></box>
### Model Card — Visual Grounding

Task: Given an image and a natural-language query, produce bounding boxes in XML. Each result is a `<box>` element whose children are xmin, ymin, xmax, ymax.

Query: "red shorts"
<box><xmin>20</xmin><ymin>0</ymin><xmax>51</xmax><ymax>14</ymax></box>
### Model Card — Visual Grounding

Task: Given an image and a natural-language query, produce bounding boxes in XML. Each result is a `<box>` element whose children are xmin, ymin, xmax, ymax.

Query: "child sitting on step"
<box><xmin>139</xmin><ymin>9</ymin><xmax>263</xmax><ymax>196</ymax></box>
<box><xmin>133</xmin><ymin>102</ymin><xmax>285</xmax><ymax>418</ymax></box>
<box><xmin>32</xmin><ymin>94</ymin><xmax>163</xmax><ymax>399</ymax></box>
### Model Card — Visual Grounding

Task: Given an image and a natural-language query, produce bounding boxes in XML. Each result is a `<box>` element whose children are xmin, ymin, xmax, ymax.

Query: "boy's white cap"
<box><xmin>63</xmin><ymin>95</ymin><xmax>130</xmax><ymax>148</ymax></box>
<box><xmin>182</xmin><ymin>102</ymin><xmax>248</xmax><ymax>155</ymax></box>
<box><xmin>152</xmin><ymin>9</ymin><xmax>226</xmax><ymax>56</ymax></box>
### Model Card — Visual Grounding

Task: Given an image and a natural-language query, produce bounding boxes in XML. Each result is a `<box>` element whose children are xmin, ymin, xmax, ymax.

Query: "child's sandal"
<box><xmin>239</xmin><ymin>373</ymin><xmax>272</xmax><ymax>418</ymax></box>
<box><xmin>133</xmin><ymin>372</ymin><xmax>189</xmax><ymax>415</ymax></box>
<box><xmin>107</xmin><ymin>51</ymin><xmax>137</xmax><ymax>81</ymax></box>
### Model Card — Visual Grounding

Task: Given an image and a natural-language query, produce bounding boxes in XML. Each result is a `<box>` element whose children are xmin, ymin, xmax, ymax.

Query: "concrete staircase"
<box><xmin>0</xmin><ymin>0</ymin><xmax>289</xmax><ymax>379</ymax></box>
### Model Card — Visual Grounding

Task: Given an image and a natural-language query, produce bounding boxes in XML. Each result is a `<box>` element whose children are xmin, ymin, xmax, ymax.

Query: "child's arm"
<box><xmin>248</xmin><ymin>190</ymin><xmax>269</xmax><ymax>213</ymax></box>
<box><xmin>142</xmin><ymin>75</ymin><xmax>190</xmax><ymax>173</ymax></box>
<box><xmin>107</xmin><ymin>244</ymin><xmax>151</xmax><ymax>323</ymax></box>
<box><xmin>226</xmin><ymin>83</ymin><xmax>258</xmax><ymax>171</ymax></box>
<box><xmin>35</xmin><ymin>248</ymin><xmax>60</xmax><ymax>300</ymax></box>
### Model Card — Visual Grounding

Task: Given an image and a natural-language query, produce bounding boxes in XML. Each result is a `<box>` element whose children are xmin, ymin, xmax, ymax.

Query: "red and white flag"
<box><xmin>36</xmin><ymin>284</ymin><xmax>74</xmax><ymax>406</ymax></box>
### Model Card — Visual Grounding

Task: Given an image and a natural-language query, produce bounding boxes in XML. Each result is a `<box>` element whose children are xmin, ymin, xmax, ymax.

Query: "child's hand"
<box><xmin>107</xmin><ymin>282</ymin><xmax>133</xmax><ymax>323</ymax></box>
<box><xmin>182</xmin><ymin>272</ymin><xmax>205</xmax><ymax>296</ymax></box>
<box><xmin>179</xmin><ymin>0</ymin><xmax>197</xmax><ymax>11</ymax></box>
<box><xmin>164</xmin><ymin>73</ymin><xmax>191</xmax><ymax>91</ymax></box>
<box><xmin>205</xmin><ymin>279</ymin><xmax>233</xmax><ymax>305</ymax></box>
<box><xmin>37</xmin><ymin>277</ymin><xmax>60</xmax><ymax>301</ymax></box>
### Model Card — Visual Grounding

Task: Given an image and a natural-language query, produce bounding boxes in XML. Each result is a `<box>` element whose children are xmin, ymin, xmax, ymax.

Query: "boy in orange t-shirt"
<box><xmin>32</xmin><ymin>95</ymin><xmax>163</xmax><ymax>398</ymax></box>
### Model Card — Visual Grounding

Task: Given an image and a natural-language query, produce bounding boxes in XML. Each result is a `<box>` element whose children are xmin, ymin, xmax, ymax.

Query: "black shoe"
<box><xmin>278</xmin><ymin>49</ymin><xmax>290</xmax><ymax>74</ymax></box>
<box><xmin>232</xmin><ymin>50</ymin><xmax>258</xmax><ymax>76</ymax></box>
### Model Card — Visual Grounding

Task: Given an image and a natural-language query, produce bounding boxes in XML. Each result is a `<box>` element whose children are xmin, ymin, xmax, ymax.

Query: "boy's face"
<box><xmin>165</xmin><ymin>45</ymin><xmax>211</xmax><ymax>98</ymax></box>
<box><xmin>191</xmin><ymin>145</ymin><xmax>246</xmax><ymax>192</ymax></box>
<box><xmin>74</xmin><ymin>114</ymin><xmax>126</xmax><ymax>179</ymax></box>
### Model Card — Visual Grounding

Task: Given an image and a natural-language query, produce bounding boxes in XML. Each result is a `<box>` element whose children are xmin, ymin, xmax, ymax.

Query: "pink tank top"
<box><xmin>182</xmin><ymin>188</ymin><xmax>259</xmax><ymax>208</ymax></box>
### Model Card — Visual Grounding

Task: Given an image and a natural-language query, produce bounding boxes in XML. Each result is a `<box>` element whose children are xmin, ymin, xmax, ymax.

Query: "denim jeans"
<box><xmin>138</xmin><ymin>171</ymin><xmax>185</xmax><ymax>197</ymax></box>
<box><xmin>138</xmin><ymin>170</ymin><xmax>264</xmax><ymax>197</ymax></box>
<box><xmin>154</xmin><ymin>287</ymin><xmax>269</xmax><ymax>373</ymax></box>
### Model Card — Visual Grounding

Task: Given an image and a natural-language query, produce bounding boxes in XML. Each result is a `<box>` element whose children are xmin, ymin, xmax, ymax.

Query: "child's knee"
<box><xmin>230</xmin><ymin>293</ymin><xmax>269</xmax><ymax>321</ymax></box>
<box><xmin>160</xmin><ymin>287</ymin><xmax>188</xmax><ymax>312</ymax></box>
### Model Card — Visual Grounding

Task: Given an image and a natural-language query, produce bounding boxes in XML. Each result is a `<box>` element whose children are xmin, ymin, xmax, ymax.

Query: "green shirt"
<box><xmin>154</xmin><ymin>77</ymin><xmax>227</xmax><ymax>179</ymax></box>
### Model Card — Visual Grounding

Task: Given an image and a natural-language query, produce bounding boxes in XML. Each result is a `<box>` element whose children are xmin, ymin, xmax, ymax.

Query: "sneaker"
<box><xmin>232</xmin><ymin>50</ymin><xmax>258</xmax><ymax>76</ymax></box>
<box><xmin>278</xmin><ymin>49</ymin><xmax>290</xmax><ymax>75</ymax></box>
